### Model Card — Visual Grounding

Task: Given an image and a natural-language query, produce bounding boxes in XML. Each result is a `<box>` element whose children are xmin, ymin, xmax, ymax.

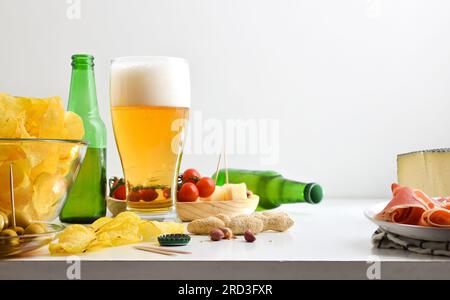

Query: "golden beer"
<box><xmin>110</xmin><ymin>57</ymin><xmax>190</xmax><ymax>218</ymax></box>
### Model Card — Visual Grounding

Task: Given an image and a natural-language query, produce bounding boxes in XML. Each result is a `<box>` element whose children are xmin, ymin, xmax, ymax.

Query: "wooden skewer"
<box><xmin>9</xmin><ymin>163</ymin><xmax>16</xmax><ymax>228</ymax></box>
<box><xmin>138</xmin><ymin>245</ymin><xmax>192</xmax><ymax>255</ymax></box>
<box><xmin>134</xmin><ymin>246</ymin><xmax>177</xmax><ymax>256</ymax></box>
<box><xmin>214</xmin><ymin>153</ymin><xmax>222</xmax><ymax>185</ymax></box>
<box><xmin>223</xmin><ymin>145</ymin><xmax>229</xmax><ymax>184</ymax></box>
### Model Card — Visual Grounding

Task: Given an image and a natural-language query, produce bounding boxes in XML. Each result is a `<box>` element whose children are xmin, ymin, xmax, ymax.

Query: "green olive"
<box><xmin>8</xmin><ymin>211</ymin><xmax>31</xmax><ymax>229</ymax></box>
<box><xmin>0</xmin><ymin>229</ymin><xmax>19</xmax><ymax>246</ymax></box>
<box><xmin>0</xmin><ymin>211</ymin><xmax>9</xmax><ymax>229</ymax></box>
<box><xmin>0</xmin><ymin>229</ymin><xmax>17</xmax><ymax>237</ymax></box>
<box><xmin>12</xmin><ymin>226</ymin><xmax>24</xmax><ymax>236</ymax></box>
<box><xmin>24</xmin><ymin>223</ymin><xmax>46</xmax><ymax>235</ymax></box>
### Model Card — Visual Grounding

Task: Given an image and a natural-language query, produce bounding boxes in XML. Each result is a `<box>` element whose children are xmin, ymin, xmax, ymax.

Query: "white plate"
<box><xmin>364</xmin><ymin>201</ymin><xmax>450</xmax><ymax>242</ymax></box>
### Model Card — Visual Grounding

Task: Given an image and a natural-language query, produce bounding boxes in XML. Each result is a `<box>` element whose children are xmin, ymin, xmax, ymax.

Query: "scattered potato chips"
<box><xmin>0</xmin><ymin>93</ymin><xmax>85</xmax><ymax>220</ymax></box>
<box><xmin>49</xmin><ymin>224</ymin><xmax>96</xmax><ymax>254</ymax></box>
<box><xmin>49</xmin><ymin>212</ymin><xmax>185</xmax><ymax>255</ymax></box>
<box><xmin>139</xmin><ymin>220</ymin><xmax>185</xmax><ymax>241</ymax></box>
<box><xmin>90</xmin><ymin>216</ymin><xmax>113</xmax><ymax>231</ymax></box>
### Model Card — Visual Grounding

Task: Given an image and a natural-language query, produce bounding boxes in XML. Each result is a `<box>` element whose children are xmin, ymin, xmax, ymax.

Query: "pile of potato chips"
<box><xmin>49</xmin><ymin>212</ymin><xmax>185</xmax><ymax>254</ymax></box>
<box><xmin>0</xmin><ymin>93</ymin><xmax>84</xmax><ymax>220</ymax></box>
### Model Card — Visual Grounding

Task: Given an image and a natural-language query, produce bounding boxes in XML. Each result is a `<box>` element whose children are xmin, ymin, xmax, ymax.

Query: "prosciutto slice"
<box><xmin>376</xmin><ymin>184</ymin><xmax>429</xmax><ymax>225</ymax></box>
<box><xmin>433</xmin><ymin>197</ymin><xmax>450</xmax><ymax>210</ymax></box>
<box><xmin>376</xmin><ymin>183</ymin><xmax>450</xmax><ymax>227</ymax></box>
<box><xmin>421</xmin><ymin>208</ymin><xmax>450</xmax><ymax>228</ymax></box>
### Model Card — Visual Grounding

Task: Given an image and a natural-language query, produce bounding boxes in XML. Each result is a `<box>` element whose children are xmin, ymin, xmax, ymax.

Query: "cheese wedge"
<box><xmin>397</xmin><ymin>149</ymin><xmax>450</xmax><ymax>197</ymax></box>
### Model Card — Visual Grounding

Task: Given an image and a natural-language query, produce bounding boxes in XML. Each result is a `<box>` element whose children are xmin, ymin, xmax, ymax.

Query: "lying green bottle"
<box><xmin>213</xmin><ymin>169</ymin><xmax>323</xmax><ymax>210</ymax></box>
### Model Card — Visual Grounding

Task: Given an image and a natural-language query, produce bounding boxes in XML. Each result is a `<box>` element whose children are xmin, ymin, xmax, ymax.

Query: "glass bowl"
<box><xmin>0</xmin><ymin>138</ymin><xmax>87</xmax><ymax>222</ymax></box>
<box><xmin>0</xmin><ymin>222</ymin><xmax>65</xmax><ymax>257</ymax></box>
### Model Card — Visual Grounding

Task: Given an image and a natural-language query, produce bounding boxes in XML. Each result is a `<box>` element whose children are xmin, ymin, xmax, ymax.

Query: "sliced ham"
<box><xmin>376</xmin><ymin>183</ymin><xmax>450</xmax><ymax>228</ymax></box>
<box><xmin>376</xmin><ymin>184</ymin><xmax>428</xmax><ymax>225</ymax></box>
<box><xmin>410</xmin><ymin>189</ymin><xmax>436</xmax><ymax>210</ymax></box>
<box><xmin>434</xmin><ymin>197</ymin><xmax>450</xmax><ymax>210</ymax></box>
<box><xmin>421</xmin><ymin>209</ymin><xmax>450</xmax><ymax>228</ymax></box>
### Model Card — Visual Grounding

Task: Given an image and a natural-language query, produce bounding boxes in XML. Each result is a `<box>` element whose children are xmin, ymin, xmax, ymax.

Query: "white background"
<box><xmin>1</xmin><ymin>0</ymin><xmax>450</xmax><ymax>198</ymax></box>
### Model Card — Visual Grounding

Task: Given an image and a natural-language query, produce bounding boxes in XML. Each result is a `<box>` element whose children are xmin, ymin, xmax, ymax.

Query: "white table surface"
<box><xmin>1</xmin><ymin>198</ymin><xmax>449</xmax><ymax>279</ymax></box>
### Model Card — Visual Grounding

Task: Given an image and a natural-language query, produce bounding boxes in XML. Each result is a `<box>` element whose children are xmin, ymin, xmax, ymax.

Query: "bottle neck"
<box><xmin>279</xmin><ymin>178</ymin><xmax>323</xmax><ymax>204</ymax></box>
<box><xmin>68</xmin><ymin>67</ymin><xmax>100</xmax><ymax>117</ymax></box>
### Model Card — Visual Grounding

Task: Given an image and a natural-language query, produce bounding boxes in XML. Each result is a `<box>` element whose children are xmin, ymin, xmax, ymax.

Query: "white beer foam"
<box><xmin>110</xmin><ymin>57</ymin><xmax>190</xmax><ymax>107</ymax></box>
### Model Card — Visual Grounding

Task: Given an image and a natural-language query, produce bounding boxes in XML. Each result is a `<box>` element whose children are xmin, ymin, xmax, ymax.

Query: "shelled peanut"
<box><xmin>187</xmin><ymin>211</ymin><xmax>294</xmax><ymax>235</ymax></box>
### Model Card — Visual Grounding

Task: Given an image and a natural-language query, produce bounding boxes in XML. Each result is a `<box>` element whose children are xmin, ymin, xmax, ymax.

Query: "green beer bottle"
<box><xmin>213</xmin><ymin>169</ymin><xmax>323</xmax><ymax>210</ymax></box>
<box><xmin>60</xmin><ymin>54</ymin><xmax>107</xmax><ymax>223</ymax></box>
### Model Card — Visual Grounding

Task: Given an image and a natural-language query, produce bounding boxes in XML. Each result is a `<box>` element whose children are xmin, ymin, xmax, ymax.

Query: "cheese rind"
<box><xmin>397</xmin><ymin>148</ymin><xmax>450</xmax><ymax>197</ymax></box>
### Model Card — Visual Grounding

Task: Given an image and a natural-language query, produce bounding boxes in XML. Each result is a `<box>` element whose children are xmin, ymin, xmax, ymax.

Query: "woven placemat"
<box><xmin>372</xmin><ymin>228</ymin><xmax>450</xmax><ymax>257</ymax></box>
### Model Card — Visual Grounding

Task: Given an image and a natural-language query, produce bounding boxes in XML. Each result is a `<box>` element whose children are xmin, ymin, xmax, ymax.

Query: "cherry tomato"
<box><xmin>182</xmin><ymin>168</ymin><xmax>201</xmax><ymax>184</ymax></box>
<box><xmin>109</xmin><ymin>177</ymin><xmax>126</xmax><ymax>200</ymax></box>
<box><xmin>163</xmin><ymin>187</ymin><xmax>171</xmax><ymax>199</ymax></box>
<box><xmin>127</xmin><ymin>190</ymin><xmax>140</xmax><ymax>202</ymax></box>
<box><xmin>177</xmin><ymin>182</ymin><xmax>199</xmax><ymax>202</ymax></box>
<box><xmin>112</xmin><ymin>184</ymin><xmax>126</xmax><ymax>200</ymax></box>
<box><xmin>196</xmin><ymin>177</ymin><xmax>215</xmax><ymax>198</ymax></box>
<box><xmin>140</xmin><ymin>188</ymin><xmax>158</xmax><ymax>202</ymax></box>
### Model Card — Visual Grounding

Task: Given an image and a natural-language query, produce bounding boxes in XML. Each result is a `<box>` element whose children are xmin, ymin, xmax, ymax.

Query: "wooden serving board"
<box><xmin>176</xmin><ymin>195</ymin><xmax>260</xmax><ymax>221</ymax></box>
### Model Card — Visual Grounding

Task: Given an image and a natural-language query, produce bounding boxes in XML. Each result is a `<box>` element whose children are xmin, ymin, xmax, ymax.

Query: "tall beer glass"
<box><xmin>110</xmin><ymin>57</ymin><xmax>190</xmax><ymax>220</ymax></box>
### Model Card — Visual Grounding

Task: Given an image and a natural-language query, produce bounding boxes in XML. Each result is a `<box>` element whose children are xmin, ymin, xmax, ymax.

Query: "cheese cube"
<box><xmin>201</xmin><ymin>185</ymin><xmax>227</xmax><ymax>201</ymax></box>
<box><xmin>201</xmin><ymin>183</ymin><xmax>248</xmax><ymax>201</ymax></box>
<box><xmin>229</xmin><ymin>183</ymin><xmax>248</xmax><ymax>200</ymax></box>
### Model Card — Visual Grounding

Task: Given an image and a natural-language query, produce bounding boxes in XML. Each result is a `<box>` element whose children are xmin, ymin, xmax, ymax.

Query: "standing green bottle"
<box><xmin>60</xmin><ymin>54</ymin><xmax>107</xmax><ymax>224</ymax></box>
<box><xmin>213</xmin><ymin>169</ymin><xmax>323</xmax><ymax>210</ymax></box>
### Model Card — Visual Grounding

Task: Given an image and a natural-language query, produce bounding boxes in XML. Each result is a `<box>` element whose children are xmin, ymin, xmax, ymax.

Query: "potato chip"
<box><xmin>139</xmin><ymin>220</ymin><xmax>185</xmax><ymax>241</ymax></box>
<box><xmin>0</xmin><ymin>158</ymin><xmax>34</xmax><ymax>217</ymax></box>
<box><xmin>0</xmin><ymin>110</ymin><xmax>27</xmax><ymax>139</ymax></box>
<box><xmin>0</xmin><ymin>144</ymin><xmax>25</xmax><ymax>162</ymax></box>
<box><xmin>49</xmin><ymin>212</ymin><xmax>186</xmax><ymax>255</ymax></box>
<box><xmin>0</xmin><ymin>160</ymin><xmax>33</xmax><ymax>215</ymax></box>
<box><xmin>138</xmin><ymin>221</ymin><xmax>157</xmax><ymax>241</ymax></box>
<box><xmin>38</xmin><ymin>96</ymin><xmax>65</xmax><ymax>138</ymax></box>
<box><xmin>12</xmin><ymin>174</ymin><xmax>33</xmax><ymax>211</ymax></box>
<box><xmin>15</xmin><ymin>96</ymin><xmax>49</xmax><ymax>137</ymax></box>
<box><xmin>49</xmin><ymin>224</ymin><xmax>95</xmax><ymax>254</ymax></box>
<box><xmin>0</xmin><ymin>174</ymin><xmax>33</xmax><ymax>216</ymax></box>
<box><xmin>114</xmin><ymin>211</ymin><xmax>143</xmax><ymax>222</ymax></box>
<box><xmin>0</xmin><ymin>159</ymin><xmax>30</xmax><ymax>188</ymax></box>
<box><xmin>0</xmin><ymin>93</ymin><xmax>22</xmax><ymax>114</ymax></box>
<box><xmin>28</xmin><ymin>144</ymin><xmax>59</xmax><ymax>180</ymax></box>
<box><xmin>63</xmin><ymin>111</ymin><xmax>84</xmax><ymax>140</ymax></box>
<box><xmin>90</xmin><ymin>217</ymin><xmax>113</xmax><ymax>231</ymax></box>
<box><xmin>0</xmin><ymin>94</ymin><xmax>27</xmax><ymax>138</ymax></box>
<box><xmin>58</xmin><ymin>144</ymin><xmax>83</xmax><ymax>176</ymax></box>
<box><xmin>100</xmin><ymin>220</ymin><xmax>141</xmax><ymax>246</ymax></box>
<box><xmin>95</xmin><ymin>212</ymin><xmax>141</xmax><ymax>246</ymax></box>
<box><xmin>31</xmin><ymin>172</ymin><xmax>59</xmax><ymax>220</ymax></box>
<box><xmin>59</xmin><ymin>112</ymin><xmax>85</xmax><ymax>163</ymax></box>
<box><xmin>87</xmin><ymin>232</ymin><xmax>112</xmax><ymax>250</ymax></box>
<box><xmin>56</xmin><ymin>158</ymin><xmax>72</xmax><ymax>177</ymax></box>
